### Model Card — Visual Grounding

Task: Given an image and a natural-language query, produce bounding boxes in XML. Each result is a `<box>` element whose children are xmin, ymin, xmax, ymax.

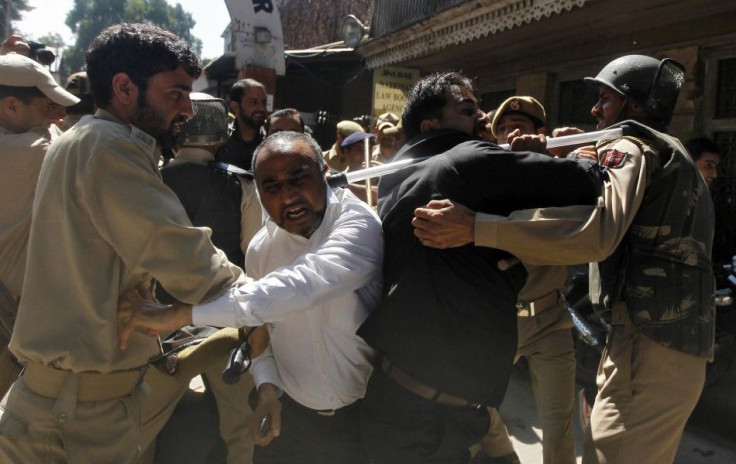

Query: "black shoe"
<box><xmin>470</xmin><ymin>452</ymin><xmax>521</xmax><ymax>464</ymax></box>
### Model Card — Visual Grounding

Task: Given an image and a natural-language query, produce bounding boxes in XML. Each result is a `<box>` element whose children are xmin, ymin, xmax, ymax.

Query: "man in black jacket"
<box><xmin>357</xmin><ymin>72</ymin><xmax>602</xmax><ymax>464</ymax></box>
<box><xmin>217</xmin><ymin>78</ymin><xmax>267</xmax><ymax>170</ymax></box>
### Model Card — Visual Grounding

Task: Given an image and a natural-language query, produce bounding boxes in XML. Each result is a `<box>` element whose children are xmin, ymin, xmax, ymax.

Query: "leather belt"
<box><xmin>314</xmin><ymin>400</ymin><xmax>360</xmax><ymax>417</ymax></box>
<box><xmin>381</xmin><ymin>358</ymin><xmax>482</xmax><ymax>409</ymax></box>
<box><xmin>282</xmin><ymin>392</ymin><xmax>360</xmax><ymax>417</ymax></box>
<box><xmin>20</xmin><ymin>361</ymin><xmax>148</xmax><ymax>402</ymax></box>
<box><xmin>517</xmin><ymin>290</ymin><xmax>561</xmax><ymax>317</ymax></box>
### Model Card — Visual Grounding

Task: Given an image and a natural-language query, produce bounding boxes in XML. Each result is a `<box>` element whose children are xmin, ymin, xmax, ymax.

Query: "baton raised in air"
<box><xmin>328</xmin><ymin>126</ymin><xmax>624</xmax><ymax>188</ymax></box>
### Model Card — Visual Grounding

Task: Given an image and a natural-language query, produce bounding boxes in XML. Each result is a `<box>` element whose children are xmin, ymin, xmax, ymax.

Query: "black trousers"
<box><xmin>253</xmin><ymin>393</ymin><xmax>369</xmax><ymax>464</ymax></box>
<box><xmin>361</xmin><ymin>367</ymin><xmax>491</xmax><ymax>464</ymax></box>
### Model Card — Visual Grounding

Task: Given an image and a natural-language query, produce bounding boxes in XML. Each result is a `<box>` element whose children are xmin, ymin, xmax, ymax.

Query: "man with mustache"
<box><xmin>413</xmin><ymin>56</ymin><xmax>714</xmax><ymax>464</ymax></box>
<box><xmin>0</xmin><ymin>24</ymin><xmax>244</xmax><ymax>463</ymax></box>
<box><xmin>117</xmin><ymin>131</ymin><xmax>383</xmax><ymax>464</ymax></box>
<box><xmin>356</xmin><ymin>72</ymin><xmax>601</xmax><ymax>464</ymax></box>
<box><xmin>218</xmin><ymin>78</ymin><xmax>268</xmax><ymax>170</ymax></box>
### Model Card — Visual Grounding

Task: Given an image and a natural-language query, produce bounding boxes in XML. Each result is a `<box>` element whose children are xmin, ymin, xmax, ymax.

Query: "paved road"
<box><xmin>157</xmin><ymin>359</ymin><xmax>736</xmax><ymax>464</ymax></box>
<box><xmin>500</xmin><ymin>364</ymin><xmax>736</xmax><ymax>464</ymax></box>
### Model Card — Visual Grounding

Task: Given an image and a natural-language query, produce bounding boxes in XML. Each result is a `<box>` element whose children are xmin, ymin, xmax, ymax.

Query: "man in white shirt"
<box><xmin>118</xmin><ymin>131</ymin><xmax>383</xmax><ymax>464</ymax></box>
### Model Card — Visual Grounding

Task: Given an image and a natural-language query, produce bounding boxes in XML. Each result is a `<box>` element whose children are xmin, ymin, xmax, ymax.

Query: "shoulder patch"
<box><xmin>600</xmin><ymin>149</ymin><xmax>628</xmax><ymax>169</ymax></box>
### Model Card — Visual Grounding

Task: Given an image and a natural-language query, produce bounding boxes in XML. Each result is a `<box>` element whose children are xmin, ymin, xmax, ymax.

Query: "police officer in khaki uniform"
<box><xmin>413</xmin><ymin>56</ymin><xmax>712</xmax><ymax>464</ymax></box>
<box><xmin>0</xmin><ymin>24</ymin><xmax>243</xmax><ymax>464</ymax></box>
<box><xmin>138</xmin><ymin>93</ymin><xmax>263</xmax><ymax>464</ymax></box>
<box><xmin>324</xmin><ymin>120</ymin><xmax>365</xmax><ymax>172</ymax></box>
<box><xmin>0</xmin><ymin>53</ymin><xmax>80</xmax><ymax>398</ymax></box>
<box><xmin>371</xmin><ymin>111</ymin><xmax>400</xmax><ymax>163</ymax></box>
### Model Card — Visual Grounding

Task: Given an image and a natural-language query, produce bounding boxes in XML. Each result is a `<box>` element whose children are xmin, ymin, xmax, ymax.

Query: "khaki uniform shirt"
<box><xmin>517</xmin><ymin>265</ymin><xmax>567</xmax><ymax>303</ymax></box>
<box><xmin>473</xmin><ymin>136</ymin><xmax>653</xmax><ymax>266</ymax></box>
<box><xmin>10</xmin><ymin>110</ymin><xmax>243</xmax><ymax>373</ymax></box>
<box><xmin>325</xmin><ymin>145</ymin><xmax>348</xmax><ymax>172</ymax></box>
<box><xmin>0</xmin><ymin>126</ymin><xmax>49</xmax><ymax>300</ymax></box>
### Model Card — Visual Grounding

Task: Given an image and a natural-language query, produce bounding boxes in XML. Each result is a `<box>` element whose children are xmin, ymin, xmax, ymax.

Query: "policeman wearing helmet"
<box><xmin>413</xmin><ymin>55</ymin><xmax>714</xmax><ymax>464</ymax></box>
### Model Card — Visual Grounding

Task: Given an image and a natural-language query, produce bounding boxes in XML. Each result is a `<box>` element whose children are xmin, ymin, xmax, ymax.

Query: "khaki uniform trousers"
<box><xmin>0</xmin><ymin>376</ymin><xmax>144</xmax><ymax>463</ymax></box>
<box><xmin>137</xmin><ymin>362</ymin><xmax>255</xmax><ymax>464</ymax></box>
<box><xmin>582</xmin><ymin>303</ymin><xmax>706</xmax><ymax>464</ymax></box>
<box><xmin>482</xmin><ymin>304</ymin><xmax>576</xmax><ymax>464</ymax></box>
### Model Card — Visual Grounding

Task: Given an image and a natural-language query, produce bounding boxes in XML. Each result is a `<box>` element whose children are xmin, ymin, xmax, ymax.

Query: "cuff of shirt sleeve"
<box><xmin>192</xmin><ymin>288</ymin><xmax>240</xmax><ymax>328</ymax></box>
<box><xmin>251</xmin><ymin>355</ymin><xmax>282</xmax><ymax>395</ymax></box>
<box><xmin>474</xmin><ymin>212</ymin><xmax>501</xmax><ymax>248</ymax></box>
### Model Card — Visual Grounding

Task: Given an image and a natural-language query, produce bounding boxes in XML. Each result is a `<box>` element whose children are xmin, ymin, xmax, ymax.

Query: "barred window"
<box><xmin>715</xmin><ymin>57</ymin><xmax>736</xmax><ymax>119</ymax></box>
<box><xmin>480</xmin><ymin>90</ymin><xmax>515</xmax><ymax>114</ymax></box>
<box><xmin>558</xmin><ymin>80</ymin><xmax>598</xmax><ymax>127</ymax></box>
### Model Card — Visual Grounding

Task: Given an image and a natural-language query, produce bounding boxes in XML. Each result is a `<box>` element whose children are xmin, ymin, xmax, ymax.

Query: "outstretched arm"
<box><xmin>117</xmin><ymin>285</ymin><xmax>193</xmax><ymax>350</ymax></box>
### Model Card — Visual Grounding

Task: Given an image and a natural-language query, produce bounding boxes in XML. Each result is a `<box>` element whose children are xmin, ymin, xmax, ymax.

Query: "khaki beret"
<box><xmin>336</xmin><ymin>120</ymin><xmax>365</xmax><ymax>137</ymax></box>
<box><xmin>491</xmin><ymin>96</ymin><xmax>546</xmax><ymax>137</ymax></box>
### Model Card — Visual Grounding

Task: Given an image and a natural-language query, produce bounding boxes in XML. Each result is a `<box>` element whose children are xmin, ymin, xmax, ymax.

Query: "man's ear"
<box><xmin>419</xmin><ymin>118</ymin><xmax>440</xmax><ymax>133</ymax></box>
<box><xmin>0</xmin><ymin>96</ymin><xmax>20</xmax><ymax>117</ymax></box>
<box><xmin>111</xmin><ymin>73</ymin><xmax>138</xmax><ymax>106</ymax></box>
<box><xmin>626</xmin><ymin>100</ymin><xmax>647</xmax><ymax>118</ymax></box>
<box><xmin>229</xmin><ymin>100</ymin><xmax>239</xmax><ymax>115</ymax></box>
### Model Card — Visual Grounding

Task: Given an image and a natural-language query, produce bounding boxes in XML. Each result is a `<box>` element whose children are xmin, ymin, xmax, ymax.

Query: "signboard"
<box><xmin>224</xmin><ymin>0</ymin><xmax>286</xmax><ymax>75</ymax></box>
<box><xmin>372</xmin><ymin>66</ymin><xmax>420</xmax><ymax>117</ymax></box>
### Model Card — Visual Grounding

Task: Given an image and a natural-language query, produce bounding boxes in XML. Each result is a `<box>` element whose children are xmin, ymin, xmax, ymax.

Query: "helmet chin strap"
<box><xmin>613</xmin><ymin>97</ymin><xmax>629</xmax><ymax>125</ymax></box>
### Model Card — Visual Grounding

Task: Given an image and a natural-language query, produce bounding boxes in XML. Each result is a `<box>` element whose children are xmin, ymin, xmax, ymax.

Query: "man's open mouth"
<box><xmin>284</xmin><ymin>205</ymin><xmax>308</xmax><ymax>220</ymax></box>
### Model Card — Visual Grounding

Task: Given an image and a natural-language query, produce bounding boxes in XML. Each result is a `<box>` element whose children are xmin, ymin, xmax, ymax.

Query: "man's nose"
<box><xmin>181</xmin><ymin>97</ymin><xmax>194</xmax><ymax>121</ymax></box>
<box><xmin>591</xmin><ymin>102</ymin><xmax>601</xmax><ymax>117</ymax></box>
<box><xmin>282</xmin><ymin>184</ymin><xmax>300</xmax><ymax>203</ymax></box>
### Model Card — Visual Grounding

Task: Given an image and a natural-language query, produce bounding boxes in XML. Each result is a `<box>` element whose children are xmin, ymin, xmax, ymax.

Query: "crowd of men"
<box><xmin>0</xmin><ymin>21</ymin><xmax>724</xmax><ymax>464</ymax></box>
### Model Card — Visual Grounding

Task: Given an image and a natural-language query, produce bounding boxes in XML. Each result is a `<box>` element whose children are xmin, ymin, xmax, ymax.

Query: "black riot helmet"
<box><xmin>177</xmin><ymin>92</ymin><xmax>229</xmax><ymax>147</ymax></box>
<box><xmin>584</xmin><ymin>55</ymin><xmax>685</xmax><ymax>125</ymax></box>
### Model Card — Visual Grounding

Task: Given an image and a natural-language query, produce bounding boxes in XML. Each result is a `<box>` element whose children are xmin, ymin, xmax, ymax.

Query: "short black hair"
<box><xmin>229</xmin><ymin>78</ymin><xmax>266</xmax><ymax>105</ymax></box>
<box><xmin>0</xmin><ymin>84</ymin><xmax>47</xmax><ymax>104</ymax></box>
<box><xmin>402</xmin><ymin>71</ymin><xmax>474</xmax><ymax>140</ymax></box>
<box><xmin>266</xmin><ymin>108</ymin><xmax>304</xmax><ymax>132</ymax></box>
<box><xmin>685</xmin><ymin>137</ymin><xmax>721</xmax><ymax>161</ymax></box>
<box><xmin>85</xmin><ymin>23</ymin><xmax>201</xmax><ymax>108</ymax></box>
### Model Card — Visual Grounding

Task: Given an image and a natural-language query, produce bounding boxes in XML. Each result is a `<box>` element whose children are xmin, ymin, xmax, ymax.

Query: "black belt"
<box><xmin>381</xmin><ymin>358</ymin><xmax>482</xmax><ymax>409</ymax></box>
<box><xmin>282</xmin><ymin>392</ymin><xmax>361</xmax><ymax>417</ymax></box>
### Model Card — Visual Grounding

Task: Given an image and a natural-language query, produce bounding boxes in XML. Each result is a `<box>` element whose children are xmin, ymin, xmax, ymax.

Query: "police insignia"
<box><xmin>601</xmin><ymin>149</ymin><xmax>628</xmax><ymax>168</ymax></box>
<box><xmin>509</xmin><ymin>99</ymin><xmax>520</xmax><ymax>111</ymax></box>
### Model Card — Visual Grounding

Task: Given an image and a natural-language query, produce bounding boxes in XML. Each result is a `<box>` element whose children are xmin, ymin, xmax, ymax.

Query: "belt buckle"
<box><xmin>317</xmin><ymin>409</ymin><xmax>335</xmax><ymax>417</ymax></box>
<box><xmin>516</xmin><ymin>302</ymin><xmax>533</xmax><ymax>317</ymax></box>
